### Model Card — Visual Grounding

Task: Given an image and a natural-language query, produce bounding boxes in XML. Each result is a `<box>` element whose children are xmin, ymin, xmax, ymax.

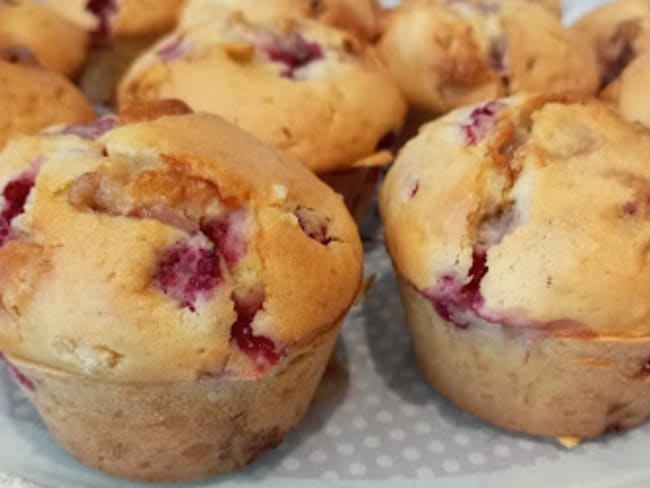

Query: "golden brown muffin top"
<box><xmin>381</xmin><ymin>94</ymin><xmax>650</xmax><ymax>338</ymax></box>
<box><xmin>0</xmin><ymin>103</ymin><xmax>363</xmax><ymax>383</ymax></box>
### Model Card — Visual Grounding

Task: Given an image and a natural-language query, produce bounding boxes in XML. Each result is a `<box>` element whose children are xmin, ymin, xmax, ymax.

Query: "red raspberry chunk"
<box><xmin>295</xmin><ymin>207</ymin><xmax>331</xmax><ymax>245</ymax></box>
<box><xmin>261</xmin><ymin>32</ymin><xmax>324</xmax><ymax>78</ymax></box>
<box><xmin>152</xmin><ymin>237</ymin><xmax>222</xmax><ymax>312</ymax></box>
<box><xmin>461</xmin><ymin>101</ymin><xmax>506</xmax><ymax>146</ymax></box>
<box><xmin>231</xmin><ymin>289</ymin><xmax>285</xmax><ymax>373</ymax></box>
<box><xmin>0</xmin><ymin>162</ymin><xmax>40</xmax><ymax>248</ymax></box>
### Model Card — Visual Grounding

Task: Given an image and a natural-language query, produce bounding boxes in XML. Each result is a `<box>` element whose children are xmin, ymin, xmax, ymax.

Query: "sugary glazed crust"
<box><xmin>381</xmin><ymin>94</ymin><xmax>650</xmax><ymax>338</ymax></box>
<box><xmin>0</xmin><ymin>59</ymin><xmax>95</xmax><ymax>149</ymax></box>
<box><xmin>378</xmin><ymin>0</ymin><xmax>598</xmax><ymax>114</ymax></box>
<box><xmin>0</xmin><ymin>106</ymin><xmax>362</xmax><ymax>383</ymax></box>
<box><xmin>0</xmin><ymin>0</ymin><xmax>89</xmax><ymax>77</ymax></box>
<box><xmin>117</xmin><ymin>13</ymin><xmax>406</xmax><ymax>173</ymax></box>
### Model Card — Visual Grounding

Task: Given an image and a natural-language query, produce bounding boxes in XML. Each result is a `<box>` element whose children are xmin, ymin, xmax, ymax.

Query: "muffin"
<box><xmin>0</xmin><ymin>101</ymin><xmax>363</xmax><ymax>481</ymax></box>
<box><xmin>0</xmin><ymin>52</ymin><xmax>95</xmax><ymax>149</ymax></box>
<box><xmin>181</xmin><ymin>0</ymin><xmax>384</xmax><ymax>42</ymax></box>
<box><xmin>572</xmin><ymin>0</ymin><xmax>650</xmax><ymax>91</ymax></box>
<box><xmin>380</xmin><ymin>93</ymin><xmax>650</xmax><ymax>440</ymax></box>
<box><xmin>47</xmin><ymin>0</ymin><xmax>186</xmax><ymax>103</ymax></box>
<box><xmin>118</xmin><ymin>12</ymin><xmax>406</xmax><ymax>222</ymax></box>
<box><xmin>378</xmin><ymin>0</ymin><xmax>598</xmax><ymax>116</ymax></box>
<box><xmin>0</xmin><ymin>0</ymin><xmax>89</xmax><ymax>77</ymax></box>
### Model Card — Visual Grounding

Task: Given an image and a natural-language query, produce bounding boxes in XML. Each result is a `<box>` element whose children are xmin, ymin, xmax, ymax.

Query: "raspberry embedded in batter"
<box><xmin>230</xmin><ymin>289</ymin><xmax>285</xmax><ymax>373</ymax></box>
<box><xmin>461</xmin><ymin>101</ymin><xmax>506</xmax><ymax>146</ymax></box>
<box><xmin>152</xmin><ymin>237</ymin><xmax>222</xmax><ymax>312</ymax></box>
<box><xmin>260</xmin><ymin>32</ymin><xmax>324</xmax><ymax>78</ymax></box>
<box><xmin>0</xmin><ymin>162</ymin><xmax>41</xmax><ymax>248</ymax></box>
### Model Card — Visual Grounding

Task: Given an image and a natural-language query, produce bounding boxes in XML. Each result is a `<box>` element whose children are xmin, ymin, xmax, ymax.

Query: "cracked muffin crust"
<box><xmin>0</xmin><ymin>103</ymin><xmax>362</xmax><ymax>481</ymax></box>
<box><xmin>0</xmin><ymin>0</ymin><xmax>89</xmax><ymax>77</ymax></box>
<box><xmin>378</xmin><ymin>0</ymin><xmax>598</xmax><ymax>116</ymax></box>
<box><xmin>0</xmin><ymin>56</ymin><xmax>95</xmax><ymax>150</ymax></box>
<box><xmin>181</xmin><ymin>0</ymin><xmax>384</xmax><ymax>42</ymax></box>
<box><xmin>380</xmin><ymin>94</ymin><xmax>650</xmax><ymax>439</ymax></box>
<box><xmin>117</xmin><ymin>12</ymin><xmax>405</xmax><ymax>175</ymax></box>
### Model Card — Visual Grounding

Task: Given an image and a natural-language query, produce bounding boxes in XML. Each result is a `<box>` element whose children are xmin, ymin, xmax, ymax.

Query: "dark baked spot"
<box><xmin>604</xmin><ymin>422</ymin><xmax>625</xmax><ymax>434</ymax></box>
<box><xmin>119</xmin><ymin>99</ymin><xmax>193</xmax><ymax>124</ymax></box>
<box><xmin>612</xmin><ymin>172</ymin><xmax>650</xmax><ymax>219</ymax></box>
<box><xmin>598</xmin><ymin>20</ymin><xmax>641</xmax><ymax>89</ymax></box>
<box><xmin>295</xmin><ymin>207</ymin><xmax>332</xmax><ymax>245</ymax></box>
<box><xmin>376</xmin><ymin>131</ymin><xmax>398</xmax><ymax>153</ymax></box>
<box><xmin>633</xmin><ymin>357</ymin><xmax>650</xmax><ymax>379</ymax></box>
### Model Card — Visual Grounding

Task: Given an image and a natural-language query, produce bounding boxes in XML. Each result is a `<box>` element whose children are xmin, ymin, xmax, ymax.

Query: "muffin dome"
<box><xmin>117</xmin><ymin>12</ymin><xmax>405</xmax><ymax>174</ymax></box>
<box><xmin>0</xmin><ymin>0</ymin><xmax>89</xmax><ymax>77</ymax></box>
<box><xmin>0</xmin><ymin>105</ymin><xmax>363</xmax><ymax>383</ymax></box>
<box><xmin>381</xmin><ymin>94</ymin><xmax>650</xmax><ymax>438</ymax></box>
<box><xmin>379</xmin><ymin>0</ymin><xmax>599</xmax><ymax>115</ymax></box>
<box><xmin>0</xmin><ymin>56</ymin><xmax>95</xmax><ymax>149</ymax></box>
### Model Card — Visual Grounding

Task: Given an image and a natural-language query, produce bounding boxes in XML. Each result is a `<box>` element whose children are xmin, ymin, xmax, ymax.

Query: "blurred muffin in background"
<box><xmin>0</xmin><ymin>49</ymin><xmax>95</xmax><ymax>149</ymax></box>
<box><xmin>378</xmin><ymin>0</ymin><xmax>598</xmax><ymax>117</ymax></box>
<box><xmin>47</xmin><ymin>0</ymin><xmax>186</xmax><ymax>104</ymax></box>
<box><xmin>0</xmin><ymin>0</ymin><xmax>89</xmax><ymax>77</ymax></box>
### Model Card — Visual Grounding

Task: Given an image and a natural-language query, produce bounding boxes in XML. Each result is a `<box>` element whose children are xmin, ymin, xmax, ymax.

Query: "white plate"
<box><xmin>4</xmin><ymin>1</ymin><xmax>641</xmax><ymax>488</ymax></box>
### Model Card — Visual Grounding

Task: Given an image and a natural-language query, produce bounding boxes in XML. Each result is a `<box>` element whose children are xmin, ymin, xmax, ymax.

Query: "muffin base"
<box><xmin>398</xmin><ymin>275</ymin><xmax>650</xmax><ymax>439</ymax></box>
<box><xmin>5</xmin><ymin>326</ymin><xmax>339</xmax><ymax>483</ymax></box>
<box><xmin>319</xmin><ymin>167</ymin><xmax>381</xmax><ymax>225</ymax></box>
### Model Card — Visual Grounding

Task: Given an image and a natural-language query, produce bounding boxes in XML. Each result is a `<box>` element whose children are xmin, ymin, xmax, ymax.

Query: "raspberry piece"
<box><xmin>261</xmin><ymin>32</ymin><xmax>324</xmax><ymax>78</ymax></box>
<box><xmin>461</xmin><ymin>101</ymin><xmax>506</xmax><ymax>146</ymax></box>
<box><xmin>152</xmin><ymin>237</ymin><xmax>222</xmax><ymax>312</ymax></box>
<box><xmin>0</xmin><ymin>162</ymin><xmax>40</xmax><ymax>248</ymax></box>
<box><xmin>230</xmin><ymin>289</ymin><xmax>284</xmax><ymax>373</ymax></box>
